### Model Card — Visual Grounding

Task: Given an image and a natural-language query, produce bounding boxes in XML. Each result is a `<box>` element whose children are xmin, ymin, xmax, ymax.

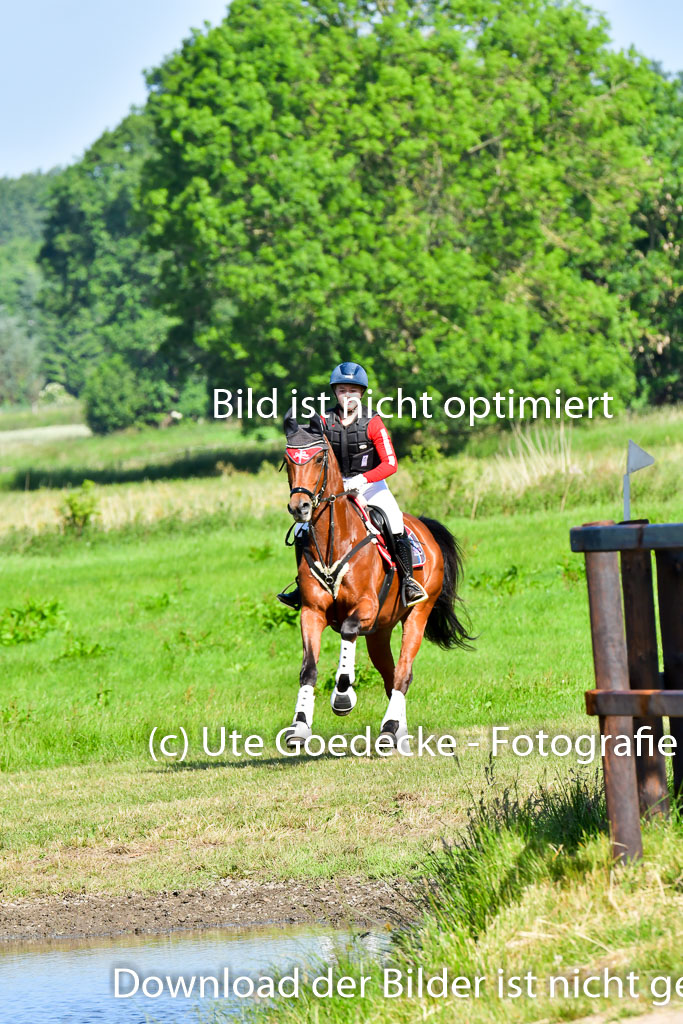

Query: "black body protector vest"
<box><xmin>324</xmin><ymin>408</ymin><xmax>381</xmax><ymax>477</ymax></box>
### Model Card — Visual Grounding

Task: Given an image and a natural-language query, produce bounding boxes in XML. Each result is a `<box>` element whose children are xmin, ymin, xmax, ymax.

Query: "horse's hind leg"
<box><xmin>331</xmin><ymin>617</ymin><xmax>360</xmax><ymax>717</ymax></box>
<box><xmin>365</xmin><ymin>628</ymin><xmax>395</xmax><ymax>698</ymax></box>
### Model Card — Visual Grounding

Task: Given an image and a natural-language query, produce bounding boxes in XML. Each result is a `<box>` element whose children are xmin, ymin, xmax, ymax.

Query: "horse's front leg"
<box><xmin>286</xmin><ymin>606</ymin><xmax>327</xmax><ymax>748</ymax></box>
<box><xmin>331</xmin><ymin>617</ymin><xmax>360</xmax><ymax>717</ymax></box>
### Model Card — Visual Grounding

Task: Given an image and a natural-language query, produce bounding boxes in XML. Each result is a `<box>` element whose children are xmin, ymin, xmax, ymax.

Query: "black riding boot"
<box><xmin>277</xmin><ymin>530</ymin><xmax>308</xmax><ymax>609</ymax></box>
<box><xmin>394</xmin><ymin>531</ymin><xmax>428</xmax><ymax>608</ymax></box>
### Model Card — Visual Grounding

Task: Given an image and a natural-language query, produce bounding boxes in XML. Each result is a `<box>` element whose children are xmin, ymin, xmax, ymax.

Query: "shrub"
<box><xmin>83</xmin><ymin>355</ymin><xmax>139</xmax><ymax>433</ymax></box>
<box><xmin>0</xmin><ymin>598</ymin><xmax>62</xmax><ymax>645</ymax></box>
<box><xmin>60</xmin><ymin>480</ymin><xmax>99</xmax><ymax>534</ymax></box>
<box><xmin>176</xmin><ymin>374</ymin><xmax>209</xmax><ymax>420</ymax></box>
<box><xmin>132</xmin><ymin>374</ymin><xmax>175</xmax><ymax>427</ymax></box>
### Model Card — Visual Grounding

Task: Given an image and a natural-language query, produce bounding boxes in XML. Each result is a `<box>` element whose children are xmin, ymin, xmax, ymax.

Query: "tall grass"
<box><xmin>417</xmin><ymin>767</ymin><xmax>606</xmax><ymax>941</ymax></box>
<box><xmin>0</xmin><ymin>407</ymin><xmax>680</xmax><ymax>539</ymax></box>
<box><xmin>400</xmin><ymin>407</ymin><xmax>683</xmax><ymax>520</ymax></box>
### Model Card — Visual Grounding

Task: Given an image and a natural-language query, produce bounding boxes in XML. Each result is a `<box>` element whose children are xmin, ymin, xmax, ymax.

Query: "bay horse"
<box><xmin>281</xmin><ymin>411</ymin><xmax>473</xmax><ymax>749</ymax></box>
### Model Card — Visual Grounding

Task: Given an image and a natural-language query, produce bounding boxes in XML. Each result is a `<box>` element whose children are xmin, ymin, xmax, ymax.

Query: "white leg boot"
<box><xmin>331</xmin><ymin>638</ymin><xmax>357</xmax><ymax>716</ymax></box>
<box><xmin>286</xmin><ymin>684</ymin><xmax>315</xmax><ymax>747</ymax></box>
<box><xmin>380</xmin><ymin>689</ymin><xmax>408</xmax><ymax>746</ymax></box>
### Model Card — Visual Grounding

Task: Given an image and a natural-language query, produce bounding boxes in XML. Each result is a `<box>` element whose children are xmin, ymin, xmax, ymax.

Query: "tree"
<box><xmin>0</xmin><ymin>310</ymin><xmax>42</xmax><ymax>406</ymax></box>
<box><xmin>38</xmin><ymin>112</ymin><xmax>179</xmax><ymax>398</ymax></box>
<box><xmin>0</xmin><ymin>171</ymin><xmax>59</xmax><ymax>244</ymax></box>
<box><xmin>610</xmin><ymin>68</ymin><xmax>683</xmax><ymax>405</ymax></box>
<box><xmin>140</xmin><ymin>0</ymin><xmax>674</xmax><ymax>445</ymax></box>
<box><xmin>0</xmin><ymin>171</ymin><xmax>60</xmax><ymax>361</ymax></box>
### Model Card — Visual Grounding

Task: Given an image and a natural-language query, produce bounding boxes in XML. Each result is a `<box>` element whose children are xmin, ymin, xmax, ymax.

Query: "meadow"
<box><xmin>0</xmin><ymin>406</ymin><xmax>681</xmax><ymax>1021</ymax></box>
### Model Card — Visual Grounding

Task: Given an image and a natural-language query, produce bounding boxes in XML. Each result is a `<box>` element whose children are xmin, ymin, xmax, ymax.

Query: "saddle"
<box><xmin>349</xmin><ymin>499</ymin><xmax>426</xmax><ymax>569</ymax></box>
<box><xmin>368</xmin><ymin>507</ymin><xmax>399</xmax><ymax>565</ymax></box>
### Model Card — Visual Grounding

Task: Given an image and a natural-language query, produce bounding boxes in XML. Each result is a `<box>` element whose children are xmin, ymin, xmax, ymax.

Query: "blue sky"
<box><xmin>1</xmin><ymin>0</ymin><xmax>681</xmax><ymax>179</ymax></box>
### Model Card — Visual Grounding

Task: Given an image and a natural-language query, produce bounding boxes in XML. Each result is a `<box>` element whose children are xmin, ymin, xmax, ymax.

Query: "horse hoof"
<box><xmin>285</xmin><ymin>721</ymin><xmax>312</xmax><ymax>748</ymax></box>
<box><xmin>379</xmin><ymin>720</ymin><xmax>408</xmax><ymax>749</ymax></box>
<box><xmin>331</xmin><ymin>682</ymin><xmax>357</xmax><ymax>716</ymax></box>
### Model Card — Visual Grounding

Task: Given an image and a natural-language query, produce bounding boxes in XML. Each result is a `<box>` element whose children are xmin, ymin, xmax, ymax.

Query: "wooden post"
<box><xmin>621</xmin><ymin>544</ymin><xmax>669</xmax><ymax>818</ymax></box>
<box><xmin>584</xmin><ymin>534</ymin><xmax>642</xmax><ymax>862</ymax></box>
<box><xmin>656</xmin><ymin>549</ymin><xmax>683</xmax><ymax>800</ymax></box>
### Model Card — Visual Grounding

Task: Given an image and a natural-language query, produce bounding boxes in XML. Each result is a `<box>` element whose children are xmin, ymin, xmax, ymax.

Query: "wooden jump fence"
<box><xmin>570</xmin><ymin>520</ymin><xmax>683</xmax><ymax>862</ymax></box>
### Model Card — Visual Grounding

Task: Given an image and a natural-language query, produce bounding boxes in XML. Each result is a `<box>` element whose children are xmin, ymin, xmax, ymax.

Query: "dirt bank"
<box><xmin>0</xmin><ymin>876</ymin><xmax>418</xmax><ymax>944</ymax></box>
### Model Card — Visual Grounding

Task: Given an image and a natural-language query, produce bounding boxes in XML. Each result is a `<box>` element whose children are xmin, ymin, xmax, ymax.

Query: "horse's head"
<box><xmin>283</xmin><ymin>410</ymin><xmax>330</xmax><ymax>523</ymax></box>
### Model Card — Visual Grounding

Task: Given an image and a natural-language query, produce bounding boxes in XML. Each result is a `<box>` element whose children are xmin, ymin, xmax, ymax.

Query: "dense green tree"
<box><xmin>611</xmin><ymin>69</ymin><xmax>683</xmax><ymax>405</ymax></box>
<box><xmin>0</xmin><ymin>171</ymin><xmax>58</xmax><ymax>244</ymax></box>
<box><xmin>0</xmin><ymin>171</ymin><xmax>59</xmax><ymax>357</ymax></box>
<box><xmin>0</xmin><ymin>311</ymin><xmax>42</xmax><ymax>405</ymax></box>
<box><xmin>140</xmin><ymin>0</ymin><xmax>676</xmax><ymax>442</ymax></box>
<box><xmin>38</xmin><ymin>112</ymin><xmax>179</xmax><ymax>397</ymax></box>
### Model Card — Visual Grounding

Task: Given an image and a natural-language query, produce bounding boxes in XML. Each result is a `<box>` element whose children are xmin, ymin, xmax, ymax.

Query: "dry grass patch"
<box><xmin>0</xmin><ymin>747</ymin><xmax>570</xmax><ymax>897</ymax></box>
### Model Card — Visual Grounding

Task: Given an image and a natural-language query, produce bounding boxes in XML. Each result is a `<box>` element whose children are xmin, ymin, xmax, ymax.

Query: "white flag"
<box><xmin>623</xmin><ymin>440</ymin><xmax>655</xmax><ymax>520</ymax></box>
<box><xmin>627</xmin><ymin>440</ymin><xmax>655</xmax><ymax>475</ymax></box>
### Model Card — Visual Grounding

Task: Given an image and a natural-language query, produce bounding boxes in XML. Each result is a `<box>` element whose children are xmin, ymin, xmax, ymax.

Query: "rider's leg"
<box><xmin>363</xmin><ymin>482</ymin><xmax>428</xmax><ymax>608</ymax></box>
<box><xmin>394</xmin><ymin>532</ymin><xmax>428</xmax><ymax>607</ymax></box>
<box><xmin>277</xmin><ymin>524</ymin><xmax>308</xmax><ymax>609</ymax></box>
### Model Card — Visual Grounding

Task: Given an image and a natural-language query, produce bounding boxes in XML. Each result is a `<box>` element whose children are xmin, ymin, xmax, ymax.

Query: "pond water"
<box><xmin>0</xmin><ymin>924</ymin><xmax>388</xmax><ymax>1024</ymax></box>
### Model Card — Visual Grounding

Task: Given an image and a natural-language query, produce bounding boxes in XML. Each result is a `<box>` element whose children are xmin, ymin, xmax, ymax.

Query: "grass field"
<box><xmin>0</xmin><ymin>401</ymin><xmax>85</xmax><ymax>433</ymax></box>
<box><xmin>1</xmin><ymin>502</ymin><xmax>617</xmax><ymax>893</ymax></box>
<box><xmin>0</xmin><ymin>406</ymin><xmax>681</xmax><ymax>1021</ymax></box>
<box><xmin>229</xmin><ymin>782</ymin><xmax>683</xmax><ymax>1024</ymax></box>
<box><xmin>0</xmin><ymin>406</ymin><xmax>679</xmax><ymax>537</ymax></box>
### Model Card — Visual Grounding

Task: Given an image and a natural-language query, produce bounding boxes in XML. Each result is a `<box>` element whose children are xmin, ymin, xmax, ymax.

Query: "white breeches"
<box><xmin>343</xmin><ymin>477</ymin><xmax>404</xmax><ymax>534</ymax></box>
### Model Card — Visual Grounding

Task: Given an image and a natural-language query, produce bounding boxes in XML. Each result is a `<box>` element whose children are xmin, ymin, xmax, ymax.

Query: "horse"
<box><xmin>281</xmin><ymin>410</ymin><xmax>473</xmax><ymax>749</ymax></box>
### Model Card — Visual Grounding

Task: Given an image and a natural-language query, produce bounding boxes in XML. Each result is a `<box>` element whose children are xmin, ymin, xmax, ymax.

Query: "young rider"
<box><xmin>278</xmin><ymin>361</ymin><xmax>428</xmax><ymax>609</ymax></box>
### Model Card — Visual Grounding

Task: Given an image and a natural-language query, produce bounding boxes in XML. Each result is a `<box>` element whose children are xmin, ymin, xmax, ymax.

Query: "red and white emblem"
<box><xmin>286</xmin><ymin>445</ymin><xmax>324</xmax><ymax>464</ymax></box>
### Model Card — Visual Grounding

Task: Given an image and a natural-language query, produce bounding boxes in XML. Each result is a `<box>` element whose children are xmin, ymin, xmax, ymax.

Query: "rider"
<box><xmin>278</xmin><ymin>361</ymin><xmax>429</xmax><ymax>609</ymax></box>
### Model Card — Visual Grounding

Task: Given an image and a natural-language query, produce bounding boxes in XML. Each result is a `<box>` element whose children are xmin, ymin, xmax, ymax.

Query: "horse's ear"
<box><xmin>283</xmin><ymin>407</ymin><xmax>299</xmax><ymax>439</ymax></box>
<box><xmin>308</xmin><ymin>412</ymin><xmax>325</xmax><ymax>437</ymax></box>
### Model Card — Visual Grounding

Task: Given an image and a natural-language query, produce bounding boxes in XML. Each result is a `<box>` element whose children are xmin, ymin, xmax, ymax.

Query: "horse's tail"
<box><xmin>419</xmin><ymin>516</ymin><xmax>475</xmax><ymax>651</ymax></box>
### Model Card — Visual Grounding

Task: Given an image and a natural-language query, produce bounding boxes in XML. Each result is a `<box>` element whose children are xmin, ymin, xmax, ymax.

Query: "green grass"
<box><xmin>0</xmin><ymin>417</ymin><xmax>281</xmax><ymax>490</ymax></box>
<box><xmin>0</xmin><ymin>405</ymin><xmax>681</xmax><ymax>976</ymax></box>
<box><xmin>0</xmin><ymin>504</ymin><xmax>620</xmax><ymax>774</ymax></box>
<box><xmin>0</xmin><ymin>494</ymin><xmax>679</xmax><ymax>897</ymax></box>
<box><xmin>228</xmin><ymin>774</ymin><xmax>683</xmax><ymax>1024</ymax></box>
<box><xmin>0</xmin><ymin>401</ymin><xmax>84</xmax><ymax>432</ymax></box>
<box><xmin>0</xmin><ymin>503</ymin><xmax>594</xmax><ymax>893</ymax></box>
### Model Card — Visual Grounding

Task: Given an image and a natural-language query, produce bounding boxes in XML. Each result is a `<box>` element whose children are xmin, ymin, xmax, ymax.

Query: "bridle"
<box><xmin>282</xmin><ymin>440</ymin><xmax>373</xmax><ymax>583</ymax></box>
<box><xmin>286</xmin><ymin>444</ymin><xmax>333</xmax><ymax>510</ymax></box>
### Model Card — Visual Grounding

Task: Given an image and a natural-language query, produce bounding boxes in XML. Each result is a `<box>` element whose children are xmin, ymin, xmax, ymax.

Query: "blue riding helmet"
<box><xmin>329</xmin><ymin>361</ymin><xmax>369</xmax><ymax>389</ymax></box>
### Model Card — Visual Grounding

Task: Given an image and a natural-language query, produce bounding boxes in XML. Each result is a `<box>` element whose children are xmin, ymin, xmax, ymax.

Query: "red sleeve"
<box><xmin>363</xmin><ymin>415</ymin><xmax>398</xmax><ymax>482</ymax></box>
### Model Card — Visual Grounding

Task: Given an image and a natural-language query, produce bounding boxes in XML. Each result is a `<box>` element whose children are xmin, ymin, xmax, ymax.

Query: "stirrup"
<box><xmin>401</xmin><ymin>577</ymin><xmax>428</xmax><ymax>608</ymax></box>
<box><xmin>277</xmin><ymin>583</ymin><xmax>301</xmax><ymax>610</ymax></box>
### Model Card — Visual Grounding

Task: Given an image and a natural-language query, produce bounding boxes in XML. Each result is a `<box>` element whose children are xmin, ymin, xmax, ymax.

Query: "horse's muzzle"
<box><xmin>288</xmin><ymin>500</ymin><xmax>312</xmax><ymax>522</ymax></box>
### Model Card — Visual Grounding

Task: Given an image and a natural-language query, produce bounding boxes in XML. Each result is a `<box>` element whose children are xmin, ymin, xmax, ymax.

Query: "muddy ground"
<box><xmin>0</xmin><ymin>877</ymin><xmax>419</xmax><ymax>944</ymax></box>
